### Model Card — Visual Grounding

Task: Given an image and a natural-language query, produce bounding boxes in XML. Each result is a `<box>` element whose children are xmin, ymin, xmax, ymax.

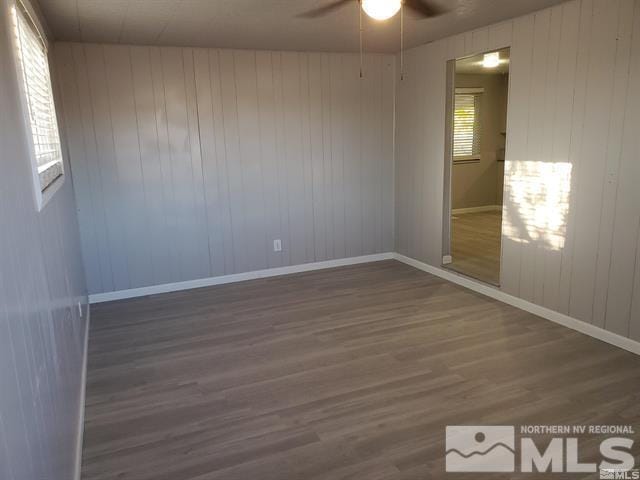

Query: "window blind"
<box><xmin>14</xmin><ymin>2</ymin><xmax>63</xmax><ymax>192</ymax></box>
<box><xmin>453</xmin><ymin>93</ymin><xmax>481</xmax><ymax>158</ymax></box>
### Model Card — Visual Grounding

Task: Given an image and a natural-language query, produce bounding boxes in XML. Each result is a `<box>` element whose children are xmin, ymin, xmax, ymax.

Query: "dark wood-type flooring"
<box><xmin>83</xmin><ymin>260</ymin><xmax>640</xmax><ymax>480</ymax></box>
<box><xmin>449</xmin><ymin>211</ymin><xmax>502</xmax><ymax>285</ymax></box>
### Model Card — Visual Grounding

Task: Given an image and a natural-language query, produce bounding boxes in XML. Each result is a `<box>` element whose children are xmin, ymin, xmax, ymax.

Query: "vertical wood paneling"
<box><xmin>519</xmin><ymin>8</ymin><xmax>551</xmax><ymax>303</ymax></box>
<box><xmin>381</xmin><ymin>56</ymin><xmax>395</xmax><ymax>252</ymax></box>
<box><xmin>104</xmin><ymin>45</ymin><xmax>154</xmax><ymax>288</ymax></box>
<box><xmin>56</xmin><ymin>44</ymin><xmax>395</xmax><ymax>294</ymax></box>
<box><xmin>56</xmin><ymin>43</ymin><xmax>102</xmax><ymax>293</ymax></box>
<box><xmin>591</xmin><ymin>0</ymin><xmax>636</xmax><ymax>328</ymax></box>
<box><xmin>207</xmin><ymin>49</ymin><xmax>236</xmax><ymax>275</ymax></box>
<box><xmin>272</xmin><ymin>52</ymin><xmax>293</xmax><ymax>266</ymax></box>
<box><xmin>343</xmin><ymin>54</ymin><xmax>363</xmax><ymax>258</ymax></box>
<box><xmin>308</xmin><ymin>53</ymin><xmax>327</xmax><ymax>261</ymax></box>
<box><xmin>320</xmin><ymin>53</ymin><xmax>334</xmax><ymax>259</ymax></box>
<box><xmin>557</xmin><ymin>0</ymin><xmax>594</xmax><ymax>315</ymax></box>
<box><xmin>71</xmin><ymin>43</ymin><xmax>114</xmax><ymax>293</ymax></box>
<box><xmin>605</xmin><ymin>0</ymin><xmax>640</xmax><ymax>337</ymax></box>
<box><xmin>542</xmin><ymin>0</ymin><xmax>581</xmax><ymax>312</ymax></box>
<box><xmin>535</xmin><ymin>5</ymin><xmax>562</xmax><ymax>308</ymax></box>
<box><xmin>131</xmin><ymin>46</ymin><xmax>171</xmax><ymax>286</ymax></box>
<box><xmin>500</xmin><ymin>13</ymin><xmax>534</xmax><ymax>296</ymax></box>
<box><xmin>183</xmin><ymin>49</ymin><xmax>212</xmax><ymax>278</ymax></box>
<box><xmin>299</xmin><ymin>53</ymin><xmax>316</xmax><ymax>263</ymax></box>
<box><xmin>255</xmin><ymin>51</ymin><xmax>284</xmax><ymax>268</ymax></box>
<box><xmin>568</xmin><ymin>0</ymin><xmax>620</xmax><ymax>323</ymax></box>
<box><xmin>234</xmin><ymin>49</ymin><xmax>268</xmax><ymax>272</ymax></box>
<box><xmin>394</xmin><ymin>0</ymin><xmax>640</xmax><ymax>343</ymax></box>
<box><xmin>329</xmin><ymin>54</ymin><xmax>347</xmax><ymax>260</ymax></box>
<box><xmin>1</xmin><ymin>1</ymin><xmax>88</xmax><ymax>478</ymax></box>
<box><xmin>281</xmin><ymin>52</ymin><xmax>307</xmax><ymax>266</ymax></box>
<box><xmin>84</xmin><ymin>43</ymin><xmax>131</xmax><ymax>291</ymax></box>
<box><xmin>148</xmin><ymin>47</ymin><xmax>179</xmax><ymax>280</ymax></box>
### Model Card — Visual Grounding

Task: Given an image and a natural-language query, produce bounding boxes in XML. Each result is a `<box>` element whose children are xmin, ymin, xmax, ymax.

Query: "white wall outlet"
<box><xmin>273</xmin><ymin>239</ymin><xmax>282</xmax><ymax>252</ymax></box>
<box><xmin>77</xmin><ymin>302</ymin><xmax>83</xmax><ymax>318</ymax></box>
<box><xmin>442</xmin><ymin>255</ymin><xmax>453</xmax><ymax>265</ymax></box>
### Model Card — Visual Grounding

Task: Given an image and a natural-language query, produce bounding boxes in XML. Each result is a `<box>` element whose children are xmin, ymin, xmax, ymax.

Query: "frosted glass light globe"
<box><xmin>362</xmin><ymin>0</ymin><xmax>401</xmax><ymax>21</ymax></box>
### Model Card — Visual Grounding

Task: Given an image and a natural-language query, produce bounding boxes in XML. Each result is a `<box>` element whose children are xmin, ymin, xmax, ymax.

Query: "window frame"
<box><xmin>453</xmin><ymin>87</ymin><xmax>483</xmax><ymax>163</ymax></box>
<box><xmin>10</xmin><ymin>0</ymin><xmax>65</xmax><ymax>211</ymax></box>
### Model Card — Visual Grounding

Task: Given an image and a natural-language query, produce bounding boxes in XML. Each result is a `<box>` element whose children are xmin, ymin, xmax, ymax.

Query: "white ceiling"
<box><xmin>37</xmin><ymin>0</ymin><xmax>569</xmax><ymax>53</ymax></box>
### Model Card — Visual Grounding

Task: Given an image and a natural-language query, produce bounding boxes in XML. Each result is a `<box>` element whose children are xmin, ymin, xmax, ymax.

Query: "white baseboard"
<box><xmin>452</xmin><ymin>205</ymin><xmax>502</xmax><ymax>214</ymax></box>
<box><xmin>89</xmin><ymin>253</ymin><xmax>395</xmax><ymax>304</ymax></box>
<box><xmin>74</xmin><ymin>302</ymin><xmax>90</xmax><ymax>480</ymax></box>
<box><xmin>87</xmin><ymin>251</ymin><xmax>639</xmax><ymax>357</ymax></box>
<box><xmin>393</xmin><ymin>253</ymin><xmax>640</xmax><ymax>356</ymax></box>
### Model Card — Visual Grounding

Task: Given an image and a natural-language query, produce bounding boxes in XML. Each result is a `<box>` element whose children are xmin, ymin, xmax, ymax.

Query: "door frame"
<box><xmin>441</xmin><ymin>48</ymin><xmax>513</xmax><ymax>286</ymax></box>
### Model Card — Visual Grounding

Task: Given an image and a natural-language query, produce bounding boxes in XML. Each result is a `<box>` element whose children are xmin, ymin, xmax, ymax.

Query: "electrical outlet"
<box><xmin>273</xmin><ymin>239</ymin><xmax>282</xmax><ymax>252</ymax></box>
<box><xmin>77</xmin><ymin>302</ymin><xmax>83</xmax><ymax>318</ymax></box>
<box><xmin>442</xmin><ymin>255</ymin><xmax>453</xmax><ymax>265</ymax></box>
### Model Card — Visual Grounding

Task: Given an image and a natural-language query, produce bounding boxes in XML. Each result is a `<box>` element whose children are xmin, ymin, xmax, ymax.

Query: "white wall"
<box><xmin>395</xmin><ymin>0</ymin><xmax>640</xmax><ymax>341</ymax></box>
<box><xmin>55</xmin><ymin>43</ymin><xmax>396</xmax><ymax>296</ymax></box>
<box><xmin>0</xmin><ymin>1</ymin><xmax>88</xmax><ymax>479</ymax></box>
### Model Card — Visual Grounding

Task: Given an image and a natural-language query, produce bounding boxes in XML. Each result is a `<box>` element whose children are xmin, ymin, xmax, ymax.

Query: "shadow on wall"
<box><xmin>503</xmin><ymin>160</ymin><xmax>573</xmax><ymax>251</ymax></box>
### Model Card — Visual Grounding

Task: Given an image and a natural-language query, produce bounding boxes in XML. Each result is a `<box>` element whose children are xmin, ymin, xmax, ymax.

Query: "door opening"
<box><xmin>443</xmin><ymin>47</ymin><xmax>510</xmax><ymax>285</ymax></box>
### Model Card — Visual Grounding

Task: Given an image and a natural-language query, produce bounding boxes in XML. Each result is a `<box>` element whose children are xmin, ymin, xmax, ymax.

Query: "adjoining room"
<box><xmin>1</xmin><ymin>0</ymin><xmax>640</xmax><ymax>479</ymax></box>
<box><xmin>445</xmin><ymin>47</ymin><xmax>510</xmax><ymax>285</ymax></box>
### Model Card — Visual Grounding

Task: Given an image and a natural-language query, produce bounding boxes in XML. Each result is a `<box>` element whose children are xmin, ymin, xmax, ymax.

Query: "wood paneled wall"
<box><xmin>0</xmin><ymin>1</ymin><xmax>88</xmax><ymax>479</ymax></box>
<box><xmin>395</xmin><ymin>0</ymin><xmax>640</xmax><ymax>341</ymax></box>
<box><xmin>55</xmin><ymin>43</ymin><xmax>395</xmax><ymax>295</ymax></box>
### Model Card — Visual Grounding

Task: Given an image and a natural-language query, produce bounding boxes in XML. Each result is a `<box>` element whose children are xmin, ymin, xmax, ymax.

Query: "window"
<box><xmin>12</xmin><ymin>1</ymin><xmax>64</xmax><ymax>208</ymax></box>
<box><xmin>453</xmin><ymin>89</ymin><xmax>482</xmax><ymax>160</ymax></box>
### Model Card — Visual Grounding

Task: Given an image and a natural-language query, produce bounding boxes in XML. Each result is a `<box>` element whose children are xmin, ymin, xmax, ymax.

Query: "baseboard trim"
<box><xmin>393</xmin><ymin>253</ymin><xmax>640</xmax><ymax>356</ymax></box>
<box><xmin>87</xmin><ymin>252</ymin><xmax>639</xmax><ymax>356</ymax></box>
<box><xmin>452</xmin><ymin>205</ymin><xmax>502</xmax><ymax>215</ymax></box>
<box><xmin>74</xmin><ymin>302</ymin><xmax>90</xmax><ymax>480</ymax></box>
<box><xmin>89</xmin><ymin>253</ymin><xmax>395</xmax><ymax>304</ymax></box>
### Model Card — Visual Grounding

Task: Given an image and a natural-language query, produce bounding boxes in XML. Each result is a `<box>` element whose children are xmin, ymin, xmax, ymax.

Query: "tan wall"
<box><xmin>451</xmin><ymin>73</ymin><xmax>508</xmax><ymax>209</ymax></box>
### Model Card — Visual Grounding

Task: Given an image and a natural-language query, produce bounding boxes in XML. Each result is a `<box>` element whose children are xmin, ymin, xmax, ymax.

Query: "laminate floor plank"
<box><xmin>83</xmin><ymin>260</ymin><xmax>640</xmax><ymax>479</ymax></box>
<box><xmin>449</xmin><ymin>210</ymin><xmax>502</xmax><ymax>285</ymax></box>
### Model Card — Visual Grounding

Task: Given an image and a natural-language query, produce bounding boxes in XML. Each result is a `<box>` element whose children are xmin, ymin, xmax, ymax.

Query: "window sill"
<box><xmin>453</xmin><ymin>156</ymin><xmax>481</xmax><ymax>164</ymax></box>
<box><xmin>37</xmin><ymin>173</ymin><xmax>65</xmax><ymax>211</ymax></box>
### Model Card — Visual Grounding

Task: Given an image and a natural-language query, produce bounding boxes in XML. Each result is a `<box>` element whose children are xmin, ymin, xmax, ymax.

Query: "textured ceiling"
<box><xmin>37</xmin><ymin>0</ymin><xmax>569</xmax><ymax>53</ymax></box>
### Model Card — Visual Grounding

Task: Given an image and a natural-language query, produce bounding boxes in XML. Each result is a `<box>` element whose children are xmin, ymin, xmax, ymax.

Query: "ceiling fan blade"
<box><xmin>297</xmin><ymin>0</ymin><xmax>354</xmax><ymax>18</ymax></box>
<box><xmin>403</xmin><ymin>0</ymin><xmax>447</xmax><ymax>18</ymax></box>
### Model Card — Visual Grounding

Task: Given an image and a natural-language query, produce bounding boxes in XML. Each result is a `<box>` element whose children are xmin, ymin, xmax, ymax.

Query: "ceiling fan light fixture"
<box><xmin>483</xmin><ymin>52</ymin><xmax>500</xmax><ymax>68</ymax></box>
<box><xmin>362</xmin><ymin>0</ymin><xmax>401</xmax><ymax>21</ymax></box>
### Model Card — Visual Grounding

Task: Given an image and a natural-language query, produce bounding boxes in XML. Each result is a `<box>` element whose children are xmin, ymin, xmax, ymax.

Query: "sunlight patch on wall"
<box><xmin>503</xmin><ymin>161</ymin><xmax>572</xmax><ymax>251</ymax></box>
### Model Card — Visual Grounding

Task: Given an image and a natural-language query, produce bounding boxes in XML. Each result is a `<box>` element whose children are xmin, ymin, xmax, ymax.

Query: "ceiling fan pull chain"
<box><xmin>359</xmin><ymin>0</ymin><xmax>364</xmax><ymax>78</ymax></box>
<box><xmin>400</xmin><ymin>1</ymin><xmax>404</xmax><ymax>81</ymax></box>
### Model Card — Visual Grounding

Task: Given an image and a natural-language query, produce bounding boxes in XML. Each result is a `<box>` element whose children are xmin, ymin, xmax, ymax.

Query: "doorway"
<box><xmin>443</xmin><ymin>47</ymin><xmax>510</xmax><ymax>285</ymax></box>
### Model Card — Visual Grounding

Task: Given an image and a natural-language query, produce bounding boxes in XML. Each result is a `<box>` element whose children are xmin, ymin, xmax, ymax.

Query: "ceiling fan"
<box><xmin>299</xmin><ymin>0</ymin><xmax>448</xmax><ymax>80</ymax></box>
<box><xmin>298</xmin><ymin>0</ymin><xmax>446</xmax><ymax>21</ymax></box>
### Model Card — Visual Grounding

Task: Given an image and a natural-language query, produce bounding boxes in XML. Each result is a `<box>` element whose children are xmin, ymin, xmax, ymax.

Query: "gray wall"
<box><xmin>395</xmin><ymin>0</ymin><xmax>640</xmax><ymax>341</ymax></box>
<box><xmin>55</xmin><ymin>43</ymin><xmax>396</xmax><ymax>296</ymax></box>
<box><xmin>0</xmin><ymin>1</ymin><xmax>88</xmax><ymax>479</ymax></box>
<box><xmin>452</xmin><ymin>73</ymin><xmax>508</xmax><ymax>209</ymax></box>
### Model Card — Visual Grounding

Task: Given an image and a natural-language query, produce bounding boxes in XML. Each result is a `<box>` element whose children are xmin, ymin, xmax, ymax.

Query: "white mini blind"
<box><xmin>14</xmin><ymin>2</ymin><xmax>63</xmax><ymax>192</ymax></box>
<box><xmin>453</xmin><ymin>93</ymin><xmax>481</xmax><ymax>158</ymax></box>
